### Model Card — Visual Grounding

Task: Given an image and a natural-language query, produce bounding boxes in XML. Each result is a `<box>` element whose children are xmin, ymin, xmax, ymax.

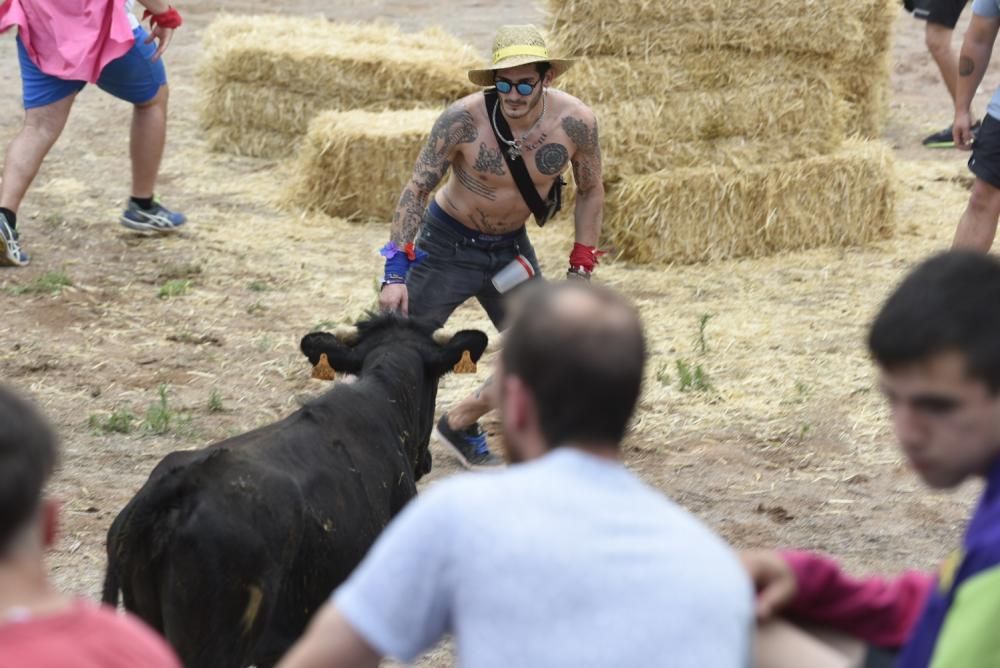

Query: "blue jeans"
<box><xmin>406</xmin><ymin>203</ymin><xmax>542</xmax><ymax>330</ymax></box>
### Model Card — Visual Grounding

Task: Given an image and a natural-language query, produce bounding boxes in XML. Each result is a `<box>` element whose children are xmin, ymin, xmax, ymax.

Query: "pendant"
<box><xmin>507</xmin><ymin>145</ymin><xmax>521</xmax><ymax>161</ymax></box>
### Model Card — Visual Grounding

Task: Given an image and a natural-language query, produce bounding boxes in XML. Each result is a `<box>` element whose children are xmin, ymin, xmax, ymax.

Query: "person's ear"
<box><xmin>41</xmin><ymin>498</ymin><xmax>59</xmax><ymax>550</ymax></box>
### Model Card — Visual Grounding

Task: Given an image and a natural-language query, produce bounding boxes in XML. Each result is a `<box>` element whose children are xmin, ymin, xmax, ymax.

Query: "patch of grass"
<box><xmin>8</xmin><ymin>271</ymin><xmax>72</xmax><ymax>295</ymax></box>
<box><xmin>247</xmin><ymin>280</ymin><xmax>269</xmax><ymax>292</ymax></box>
<box><xmin>246</xmin><ymin>300</ymin><xmax>266</xmax><ymax>315</ymax></box>
<box><xmin>655</xmin><ymin>362</ymin><xmax>671</xmax><ymax>387</ymax></box>
<box><xmin>676</xmin><ymin>358</ymin><xmax>713</xmax><ymax>393</ymax></box>
<box><xmin>144</xmin><ymin>385</ymin><xmax>175</xmax><ymax>434</ymax></box>
<box><xmin>208</xmin><ymin>389</ymin><xmax>225</xmax><ymax>413</ymax></box>
<box><xmin>88</xmin><ymin>408</ymin><xmax>136</xmax><ymax>434</ymax></box>
<box><xmin>256</xmin><ymin>335</ymin><xmax>274</xmax><ymax>352</ymax></box>
<box><xmin>696</xmin><ymin>313</ymin><xmax>714</xmax><ymax>355</ymax></box>
<box><xmin>157</xmin><ymin>279</ymin><xmax>191</xmax><ymax>299</ymax></box>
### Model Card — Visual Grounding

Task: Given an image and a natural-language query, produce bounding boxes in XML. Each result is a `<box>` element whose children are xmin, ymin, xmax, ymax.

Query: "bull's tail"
<box><xmin>101</xmin><ymin>550</ymin><xmax>121</xmax><ymax>607</ymax></box>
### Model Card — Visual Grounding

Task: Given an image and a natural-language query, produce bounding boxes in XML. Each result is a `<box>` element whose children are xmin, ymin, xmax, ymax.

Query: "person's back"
<box><xmin>0</xmin><ymin>600</ymin><xmax>178</xmax><ymax>668</ymax></box>
<box><xmin>398</xmin><ymin>449</ymin><xmax>752</xmax><ymax>667</ymax></box>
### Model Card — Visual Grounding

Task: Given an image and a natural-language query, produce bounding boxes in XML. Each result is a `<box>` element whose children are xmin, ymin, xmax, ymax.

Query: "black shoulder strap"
<box><xmin>484</xmin><ymin>90</ymin><xmax>550</xmax><ymax>224</ymax></box>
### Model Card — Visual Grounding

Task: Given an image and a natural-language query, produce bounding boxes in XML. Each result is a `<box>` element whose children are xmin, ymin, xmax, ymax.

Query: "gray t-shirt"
<box><xmin>974</xmin><ymin>0</ymin><xmax>1000</xmax><ymax>120</ymax></box>
<box><xmin>334</xmin><ymin>448</ymin><xmax>754</xmax><ymax>667</ymax></box>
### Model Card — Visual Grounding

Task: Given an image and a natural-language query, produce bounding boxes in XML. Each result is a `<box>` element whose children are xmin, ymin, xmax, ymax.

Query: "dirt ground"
<box><xmin>0</xmin><ymin>2</ymin><xmax>994</xmax><ymax>665</ymax></box>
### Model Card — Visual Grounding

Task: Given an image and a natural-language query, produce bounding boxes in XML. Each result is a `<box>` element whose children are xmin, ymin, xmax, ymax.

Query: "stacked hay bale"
<box><xmin>550</xmin><ymin>0</ymin><xmax>897</xmax><ymax>264</ymax></box>
<box><xmin>199</xmin><ymin>16</ymin><xmax>482</xmax><ymax>159</ymax></box>
<box><xmin>286</xmin><ymin>109</ymin><xmax>441</xmax><ymax>221</ymax></box>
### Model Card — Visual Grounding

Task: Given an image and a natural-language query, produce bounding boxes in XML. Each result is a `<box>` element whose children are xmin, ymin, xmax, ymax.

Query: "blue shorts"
<box><xmin>17</xmin><ymin>26</ymin><xmax>167</xmax><ymax>110</ymax></box>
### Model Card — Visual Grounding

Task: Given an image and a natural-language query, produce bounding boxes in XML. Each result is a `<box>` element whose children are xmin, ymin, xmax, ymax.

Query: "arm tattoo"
<box><xmin>390</xmin><ymin>105</ymin><xmax>478</xmax><ymax>244</ymax></box>
<box><xmin>960</xmin><ymin>56</ymin><xmax>975</xmax><ymax>76</ymax></box>
<box><xmin>454</xmin><ymin>164</ymin><xmax>497</xmax><ymax>201</ymax></box>
<box><xmin>563</xmin><ymin>115</ymin><xmax>602</xmax><ymax>193</ymax></box>
<box><xmin>535</xmin><ymin>143</ymin><xmax>569</xmax><ymax>175</ymax></box>
<box><xmin>473</xmin><ymin>142</ymin><xmax>506</xmax><ymax>176</ymax></box>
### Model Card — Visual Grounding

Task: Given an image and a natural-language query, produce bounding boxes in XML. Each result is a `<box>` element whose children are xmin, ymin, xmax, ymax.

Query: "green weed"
<box><xmin>8</xmin><ymin>271</ymin><xmax>72</xmax><ymax>295</ymax></box>
<box><xmin>88</xmin><ymin>409</ymin><xmax>136</xmax><ymax>434</ymax></box>
<box><xmin>676</xmin><ymin>358</ymin><xmax>713</xmax><ymax>393</ymax></box>
<box><xmin>158</xmin><ymin>279</ymin><xmax>191</xmax><ymax>299</ymax></box>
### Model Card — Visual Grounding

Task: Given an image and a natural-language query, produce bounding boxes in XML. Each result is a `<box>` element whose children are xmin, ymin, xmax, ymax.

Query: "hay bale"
<box><xmin>203</xmin><ymin>125</ymin><xmax>300</xmax><ymax>159</ymax></box>
<box><xmin>595</xmin><ymin>78</ymin><xmax>845</xmax><ymax>175</ymax></box>
<box><xmin>199</xmin><ymin>16</ymin><xmax>482</xmax><ymax>157</ymax></box>
<box><xmin>559</xmin><ymin>53</ymin><xmax>819</xmax><ymax>104</ymax></box>
<box><xmin>602</xmin><ymin>140</ymin><xmax>894</xmax><ymax>264</ymax></box>
<box><xmin>548</xmin><ymin>0</ymin><xmax>894</xmax><ymax>60</ymax></box>
<box><xmin>286</xmin><ymin>109</ymin><xmax>441</xmax><ymax>221</ymax></box>
<box><xmin>832</xmin><ymin>53</ymin><xmax>893</xmax><ymax>138</ymax></box>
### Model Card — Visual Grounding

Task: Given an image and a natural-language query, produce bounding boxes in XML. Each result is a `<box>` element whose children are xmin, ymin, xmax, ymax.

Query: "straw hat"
<box><xmin>467</xmin><ymin>25</ymin><xmax>574</xmax><ymax>87</ymax></box>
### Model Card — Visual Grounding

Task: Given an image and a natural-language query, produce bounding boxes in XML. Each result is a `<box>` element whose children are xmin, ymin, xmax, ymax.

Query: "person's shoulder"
<box><xmin>443</xmin><ymin>92</ymin><xmax>488</xmax><ymax>120</ymax></box>
<box><xmin>549</xmin><ymin>89</ymin><xmax>597</xmax><ymax>123</ymax></box>
<box><xmin>80</xmin><ymin>604</ymin><xmax>180</xmax><ymax>667</ymax></box>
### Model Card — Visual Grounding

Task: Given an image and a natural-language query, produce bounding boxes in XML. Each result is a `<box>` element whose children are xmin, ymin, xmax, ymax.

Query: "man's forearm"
<box><xmin>389</xmin><ymin>183</ymin><xmax>430</xmax><ymax>245</ymax></box>
<box><xmin>956</xmin><ymin>16</ymin><xmax>1000</xmax><ymax>113</ymax></box>
<box><xmin>573</xmin><ymin>185</ymin><xmax>604</xmax><ymax>248</ymax></box>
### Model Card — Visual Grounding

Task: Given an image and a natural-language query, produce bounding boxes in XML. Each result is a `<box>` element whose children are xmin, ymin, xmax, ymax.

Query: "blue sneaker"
<box><xmin>0</xmin><ymin>214</ymin><xmax>29</xmax><ymax>267</ymax></box>
<box><xmin>120</xmin><ymin>198</ymin><xmax>186</xmax><ymax>233</ymax></box>
<box><xmin>434</xmin><ymin>413</ymin><xmax>504</xmax><ymax>469</ymax></box>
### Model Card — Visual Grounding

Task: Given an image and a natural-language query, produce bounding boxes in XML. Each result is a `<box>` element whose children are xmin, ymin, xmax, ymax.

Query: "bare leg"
<box><xmin>756</xmin><ymin>619</ymin><xmax>865</xmax><ymax>668</ymax></box>
<box><xmin>130</xmin><ymin>84</ymin><xmax>168</xmax><ymax>199</ymax></box>
<box><xmin>926</xmin><ymin>23</ymin><xmax>958</xmax><ymax>103</ymax></box>
<box><xmin>447</xmin><ymin>375</ymin><xmax>495</xmax><ymax>431</ymax></box>
<box><xmin>954</xmin><ymin>177</ymin><xmax>1000</xmax><ymax>251</ymax></box>
<box><xmin>0</xmin><ymin>93</ymin><xmax>77</xmax><ymax>213</ymax></box>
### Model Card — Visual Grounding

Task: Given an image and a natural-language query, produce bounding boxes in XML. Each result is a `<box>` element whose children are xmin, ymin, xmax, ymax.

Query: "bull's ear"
<box><xmin>431</xmin><ymin>330</ymin><xmax>489</xmax><ymax>375</ymax></box>
<box><xmin>300</xmin><ymin>332</ymin><xmax>364</xmax><ymax>375</ymax></box>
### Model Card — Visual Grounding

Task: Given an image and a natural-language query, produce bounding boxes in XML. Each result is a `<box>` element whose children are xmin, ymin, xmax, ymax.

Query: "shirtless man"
<box><xmin>377</xmin><ymin>24</ymin><xmax>604</xmax><ymax>468</ymax></box>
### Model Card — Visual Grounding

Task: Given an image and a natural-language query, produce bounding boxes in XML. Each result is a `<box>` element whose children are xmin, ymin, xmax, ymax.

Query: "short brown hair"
<box><xmin>0</xmin><ymin>385</ymin><xmax>57</xmax><ymax>556</ymax></box>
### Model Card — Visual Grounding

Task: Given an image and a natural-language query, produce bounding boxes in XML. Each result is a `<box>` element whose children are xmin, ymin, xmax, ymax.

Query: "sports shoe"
<box><xmin>0</xmin><ymin>214</ymin><xmax>29</xmax><ymax>267</ymax></box>
<box><xmin>922</xmin><ymin>121</ymin><xmax>981</xmax><ymax>149</ymax></box>
<box><xmin>120</xmin><ymin>198</ymin><xmax>187</xmax><ymax>233</ymax></box>
<box><xmin>434</xmin><ymin>413</ymin><xmax>504</xmax><ymax>469</ymax></box>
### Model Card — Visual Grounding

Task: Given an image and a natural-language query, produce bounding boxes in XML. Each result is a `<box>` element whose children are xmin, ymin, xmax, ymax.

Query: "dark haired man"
<box><xmin>280</xmin><ymin>281</ymin><xmax>754</xmax><ymax>668</ymax></box>
<box><xmin>0</xmin><ymin>385</ymin><xmax>179</xmax><ymax>667</ymax></box>
<box><xmin>377</xmin><ymin>24</ymin><xmax>604</xmax><ymax>469</ymax></box>
<box><xmin>747</xmin><ymin>251</ymin><xmax>1000</xmax><ymax>667</ymax></box>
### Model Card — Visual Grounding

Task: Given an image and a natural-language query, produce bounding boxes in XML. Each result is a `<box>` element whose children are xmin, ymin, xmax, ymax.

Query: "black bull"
<box><xmin>102</xmin><ymin>315</ymin><xmax>488</xmax><ymax>668</ymax></box>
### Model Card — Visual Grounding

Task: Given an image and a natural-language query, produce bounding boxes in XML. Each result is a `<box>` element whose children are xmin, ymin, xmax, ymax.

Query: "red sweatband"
<box><xmin>568</xmin><ymin>243</ymin><xmax>605</xmax><ymax>274</ymax></box>
<box><xmin>143</xmin><ymin>6</ymin><xmax>183</xmax><ymax>29</ymax></box>
<box><xmin>403</xmin><ymin>242</ymin><xmax>417</xmax><ymax>262</ymax></box>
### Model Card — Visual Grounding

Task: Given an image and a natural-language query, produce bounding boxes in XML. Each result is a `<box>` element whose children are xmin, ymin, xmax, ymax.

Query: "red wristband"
<box><xmin>143</xmin><ymin>6</ymin><xmax>183</xmax><ymax>29</ymax></box>
<box><xmin>568</xmin><ymin>243</ymin><xmax>605</xmax><ymax>274</ymax></box>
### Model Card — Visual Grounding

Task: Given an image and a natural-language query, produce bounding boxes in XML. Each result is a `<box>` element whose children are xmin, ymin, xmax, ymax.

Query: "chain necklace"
<box><xmin>491</xmin><ymin>90</ymin><xmax>546</xmax><ymax>161</ymax></box>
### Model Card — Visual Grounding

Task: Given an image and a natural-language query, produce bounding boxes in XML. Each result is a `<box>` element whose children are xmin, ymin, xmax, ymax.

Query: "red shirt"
<box><xmin>0</xmin><ymin>600</ymin><xmax>179</xmax><ymax>668</ymax></box>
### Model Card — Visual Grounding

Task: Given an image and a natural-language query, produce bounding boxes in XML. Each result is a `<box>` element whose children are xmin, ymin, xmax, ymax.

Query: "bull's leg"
<box><xmin>159</xmin><ymin>529</ymin><xmax>273</xmax><ymax>668</ymax></box>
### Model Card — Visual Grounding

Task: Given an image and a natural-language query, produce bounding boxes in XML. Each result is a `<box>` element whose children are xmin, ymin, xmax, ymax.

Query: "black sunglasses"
<box><xmin>495</xmin><ymin>78</ymin><xmax>539</xmax><ymax>96</ymax></box>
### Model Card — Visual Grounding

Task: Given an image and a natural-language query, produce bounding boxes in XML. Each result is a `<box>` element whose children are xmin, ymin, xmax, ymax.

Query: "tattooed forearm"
<box><xmin>391</xmin><ymin>188</ymin><xmax>425</xmax><ymax>244</ymax></box>
<box><xmin>473</xmin><ymin>143</ymin><xmax>506</xmax><ymax>176</ymax></box>
<box><xmin>390</xmin><ymin>104</ymin><xmax>478</xmax><ymax>243</ymax></box>
<box><xmin>960</xmin><ymin>56</ymin><xmax>975</xmax><ymax>76</ymax></box>
<box><xmin>454</xmin><ymin>164</ymin><xmax>497</xmax><ymax>201</ymax></box>
<box><xmin>535</xmin><ymin>143</ymin><xmax>569</xmax><ymax>175</ymax></box>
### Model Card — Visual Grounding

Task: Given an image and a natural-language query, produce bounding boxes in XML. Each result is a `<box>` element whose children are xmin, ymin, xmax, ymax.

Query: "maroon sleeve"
<box><xmin>780</xmin><ymin>550</ymin><xmax>934</xmax><ymax>648</ymax></box>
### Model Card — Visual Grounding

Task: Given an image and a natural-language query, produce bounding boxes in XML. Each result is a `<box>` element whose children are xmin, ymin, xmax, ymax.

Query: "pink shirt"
<box><xmin>0</xmin><ymin>0</ymin><xmax>135</xmax><ymax>83</ymax></box>
<box><xmin>781</xmin><ymin>550</ymin><xmax>934</xmax><ymax>648</ymax></box>
<box><xmin>0</xmin><ymin>600</ymin><xmax>180</xmax><ymax>668</ymax></box>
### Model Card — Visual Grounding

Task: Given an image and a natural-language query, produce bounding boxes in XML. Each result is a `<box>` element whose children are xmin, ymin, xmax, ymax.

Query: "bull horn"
<box><xmin>333</xmin><ymin>325</ymin><xmax>360</xmax><ymax>345</ymax></box>
<box><xmin>432</xmin><ymin>329</ymin><xmax>455</xmax><ymax>345</ymax></box>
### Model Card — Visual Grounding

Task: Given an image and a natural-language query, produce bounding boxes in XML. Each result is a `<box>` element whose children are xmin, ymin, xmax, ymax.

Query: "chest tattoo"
<box><xmin>473</xmin><ymin>142</ymin><xmax>506</xmax><ymax>176</ymax></box>
<box><xmin>534</xmin><ymin>143</ymin><xmax>569</xmax><ymax>176</ymax></box>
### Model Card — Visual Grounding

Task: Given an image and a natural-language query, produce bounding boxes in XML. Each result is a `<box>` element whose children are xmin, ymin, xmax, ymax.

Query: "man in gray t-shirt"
<box><xmin>279</xmin><ymin>281</ymin><xmax>754</xmax><ymax>668</ymax></box>
<box><xmin>953</xmin><ymin>0</ymin><xmax>1000</xmax><ymax>250</ymax></box>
